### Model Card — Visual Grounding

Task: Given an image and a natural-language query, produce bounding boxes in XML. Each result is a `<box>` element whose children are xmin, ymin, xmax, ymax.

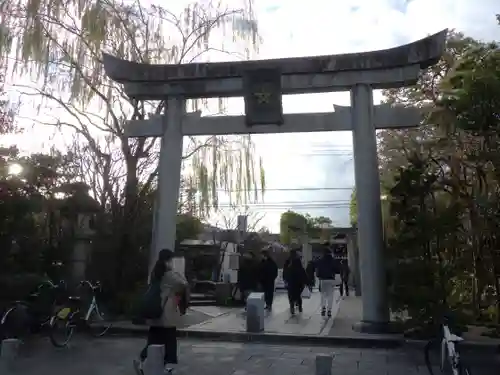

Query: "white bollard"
<box><xmin>143</xmin><ymin>345</ymin><xmax>164</xmax><ymax>375</ymax></box>
<box><xmin>1</xmin><ymin>338</ymin><xmax>21</xmax><ymax>373</ymax></box>
<box><xmin>315</xmin><ymin>354</ymin><xmax>333</xmax><ymax>375</ymax></box>
<box><xmin>246</xmin><ymin>292</ymin><xmax>265</xmax><ymax>333</ymax></box>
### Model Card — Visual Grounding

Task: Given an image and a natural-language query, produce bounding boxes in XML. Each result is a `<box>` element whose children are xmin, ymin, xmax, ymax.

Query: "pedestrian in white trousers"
<box><xmin>314</xmin><ymin>248</ymin><xmax>339</xmax><ymax>317</ymax></box>
<box><xmin>319</xmin><ymin>279</ymin><xmax>335</xmax><ymax>313</ymax></box>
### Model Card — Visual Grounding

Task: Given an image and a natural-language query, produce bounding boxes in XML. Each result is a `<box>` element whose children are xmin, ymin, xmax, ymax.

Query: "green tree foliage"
<box><xmin>280</xmin><ymin>211</ymin><xmax>307</xmax><ymax>245</ymax></box>
<box><xmin>0</xmin><ymin>67</ymin><xmax>14</xmax><ymax>134</ymax></box>
<box><xmin>304</xmin><ymin>214</ymin><xmax>333</xmax><ymax>240</ymax></box>
<box><xmin>380</xmin><ymin>25</ymin><xmax>500</xmax><ymax>329</ymax></box>
<box><xmin>439</xmin><ymin>40</ymin><xmax>500</xmax><ymax>324</ymax></box>
<box><xmin>0</xmin><ymin>0</ymin><xmax>266</xmax><ymax>294</ymax></box>
<box><xmin>279</xmin><ymin>210</ymin><xmax>334</xmax><ymax>244</ymax></box>
<box><xmin>176</xmin><ymin>214</ymin><xmax>203</xmax><ymax>245</ymax></box>
<box><xmin>0</xmin><ymin>0</ymin><xmax>264</xmax><ymax>215</ymax></box>
<box><xmin>349</xmin><ymin>188</ymin><xmax>357</xmax><ymax>226</ymax></box>
<box><xmin>0</xmin><ymin>146</ymin><xmax>101</xmax><ymax>301</ymax></box>
<box><xmin>387</xmin><ymin>156</ymin><xmax>464</xmax><ymax>327</ymax></box>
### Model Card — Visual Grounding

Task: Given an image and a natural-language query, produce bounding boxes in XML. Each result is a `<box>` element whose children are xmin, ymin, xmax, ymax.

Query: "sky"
<box><xmin>3</xmin><ymin>0</ymin><xmax>500</xmax><ymax>234</ymax></box>
<box><xmin>223</xmin><ymin>0</ymin><xmax>500</xmax><ymax>232</ymax></box>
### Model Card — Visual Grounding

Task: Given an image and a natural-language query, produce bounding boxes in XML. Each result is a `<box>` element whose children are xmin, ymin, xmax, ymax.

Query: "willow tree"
<box><xmin>1</xmin><ymin>0</ymin><xmax>264</xmax><ymax>211</ymax></box>
<box><xmin>0</xmin><ymin>0</ymin><xmax>265</xmax><ymax>291</ymax></box>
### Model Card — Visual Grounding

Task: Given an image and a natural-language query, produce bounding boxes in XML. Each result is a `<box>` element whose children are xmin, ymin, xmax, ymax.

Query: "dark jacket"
<box><xmin>306</xmin><ymin>260</ymin><xmax>316</xmax><ymax>287</ymax></box>
<box><xmin>283</xmin><ymin>257</ymin><xmax>308</xmax><ymax>289</ymax></box>
<box><xmin>260</xmin><ymin>257</ymin><xmax>278</xmax><ymax>286</ymax></box>
<box><xmin>315</xmin><ymin>253</ymin><xmax>338</xmax><ymax>280</ymax></box>
<box><xmin>238</xmin><ymin>257</ymin><xmax>259</xmax><ymax>290</ymax></box>
<box><xmin>340</xmin><ymin>259</ymin><xmax>350</xmax><ymax>281</ymax></box>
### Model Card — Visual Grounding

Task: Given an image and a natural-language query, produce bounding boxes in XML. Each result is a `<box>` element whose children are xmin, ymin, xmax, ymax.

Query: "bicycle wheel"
<box><xmin>87</xmin><ymin>304</ymin><xmax>112</xmax><ymax>337</ymax></box>
<box><xmin>0</xmin><ymin>303</ymin><xmax>31</xmax><ymax>340</ymax></box>
<box><xmin>425</xmin><ymin>338</ymin><xmax>451</xmax><ymax>374</ymax></box>
<box><xmin>49</xmin><ymin>307</ymin><xmax>76</xmax><ymax>347</ymax></box>
<box><xmin>459</xmin><ymin>364</ymin><xmax>472</xmax><ymax>375</ymax></box>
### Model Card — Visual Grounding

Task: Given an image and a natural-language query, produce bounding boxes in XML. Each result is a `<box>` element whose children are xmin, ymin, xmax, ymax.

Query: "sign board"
<box><xmin>243</xmin><ymin>68</ymin><xmax>283</xmax><ymax>126</ymax></box>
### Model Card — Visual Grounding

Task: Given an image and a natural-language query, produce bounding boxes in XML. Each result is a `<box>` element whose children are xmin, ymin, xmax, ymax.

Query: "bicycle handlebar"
<box><xmin>79</xmin><ymin>280</ymin><xmax>101</xmax><ymax>291</ymax></box>
<box><xmin>37</xmin><ymin>279</ymin><xmax>65</xmax><ymax>290</ymax></box>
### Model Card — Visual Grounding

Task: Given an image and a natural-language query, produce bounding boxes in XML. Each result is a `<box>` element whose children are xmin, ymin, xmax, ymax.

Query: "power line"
<box><xmin>216</xmin><ymin>187</ymin><xmax>354</xmax><ymax>192</ymax></box>
<box><xmin>299</xmin><ymin>152</ymin><xmax>353</xmax><ymax>156</ymax></box>
<box><xmin>216</xmin><ymin>206</ymin><xmax>350</xmax><ymax>211</ymax></box>
<box><xmin>218</xmin><ymin>202</ymin><xmax>351</xmax><ymax>206</ymax></box>
<box><xmin>217</xmin><ymin>204</ymin><xmax>350</xmax><ymax>207</ymax></box>
<box><xmin>216</xmin><ymin>202</ymin><xmax>351</xmax><ymax>209</ymax></box>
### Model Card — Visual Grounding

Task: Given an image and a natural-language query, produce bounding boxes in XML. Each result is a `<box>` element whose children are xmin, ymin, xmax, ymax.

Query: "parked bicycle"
<box><xmin>0</xmin><ymin>279</ymin><xmax>66</xmax><ymax>340</ymax></box>
<box><xmin>424</xmin><ymin>315</ymin><xmax>471</xmax><ymax>375</ymax></box>
<box><xmin>49</xmin><ymin>280</ymin><xmax>113</xmax><ymax>347</ymax></box>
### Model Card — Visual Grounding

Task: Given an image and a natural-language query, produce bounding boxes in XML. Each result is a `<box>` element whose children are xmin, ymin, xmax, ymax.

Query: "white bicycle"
<box><xmin>49</xmin><ymin>280</ymin><xmax>112</xmax><ymax>347</ymax></box>
<box><xmin>425</xmin><ymin>316</ymin><xmax>471</xmax><ymax>375</ymax></box>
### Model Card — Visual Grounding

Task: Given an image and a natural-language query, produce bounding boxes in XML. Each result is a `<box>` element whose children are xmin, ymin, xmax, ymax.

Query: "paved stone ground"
<box><xmin>187</xmin><ymin>290</ymin><xmax>341</xmax><ymax>336</ymax></box>
<box><xmin>6</xmin><ymin>336</ymin><xmax>498</xmax><ymax>375</ymax></box>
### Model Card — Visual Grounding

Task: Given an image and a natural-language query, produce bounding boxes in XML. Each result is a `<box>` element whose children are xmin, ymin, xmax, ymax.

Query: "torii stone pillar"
<box><xmin>102</xmin><ymin>29</ymin><xmax>446</xmax><ymax>332</ymax></box>
<box><xmin>351</xmin><ymin>84</ymin><xmax>388</xmax><ymax>328</ymax></box>
<box><xmin>150</xmin><ymin>97</ymin><xmax>186</xmax><ymax>274</ymax></box>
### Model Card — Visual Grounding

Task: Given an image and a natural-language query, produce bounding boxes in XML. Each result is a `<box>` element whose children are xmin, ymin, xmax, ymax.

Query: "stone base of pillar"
<box><xmin>352</xmin><ymin>321</ymin><xmax>394</xmax><ymax>334</ymax></box>
<box><xmin>354</xmin><ymin>285</ymin><xmax>362</xmax><ymax>297</ymax></box>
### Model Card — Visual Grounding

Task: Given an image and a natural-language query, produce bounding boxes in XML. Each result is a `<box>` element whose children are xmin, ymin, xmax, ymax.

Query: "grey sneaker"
<box><xmin>133</xmin><ymin>359</ymin><xmax>144</xmax><ymax>375</ymax></box>
<box><xmin>164</xmin><ymin>367</ymin><xmax>174</xmax><ymax>373</ymax></box>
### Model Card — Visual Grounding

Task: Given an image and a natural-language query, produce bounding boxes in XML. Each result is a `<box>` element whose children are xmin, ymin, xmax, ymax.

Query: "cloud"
<box><xmin>6</xmin><ymin>0</ymin><xmax>499</xmax><ymax>233</ymax></box>
<box><xmin>248</xmin><ymin>0</ymin><xmax>499</xmax><ymax>232</ymax></box>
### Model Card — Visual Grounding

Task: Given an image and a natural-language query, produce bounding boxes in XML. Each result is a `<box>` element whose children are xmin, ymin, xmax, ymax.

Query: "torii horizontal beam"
<box><xmin>103</xmin><ymin>30</ymin><xmax>446</xmax><ymax>82</ymax></box>
<box><xmin>122</xmin><ymin>65</ymin><xmax>421</xmax><ymax>99</ymax></box>
<box><xmin>124</xmin><ymin>104</ymin><xmax>423</xmax><ymax>137</ymax></box>
<box><xmin>102</xmin><ymin>30</ymin><xmax>447</xmax><ymax>100</ymax></box>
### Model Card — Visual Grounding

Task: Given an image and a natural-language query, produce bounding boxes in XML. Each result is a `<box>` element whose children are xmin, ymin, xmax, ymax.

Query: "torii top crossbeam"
<box><xmin>102</xmin><ymin>30</ymin><xmax>447</xmax><ymax>99</ymax></box>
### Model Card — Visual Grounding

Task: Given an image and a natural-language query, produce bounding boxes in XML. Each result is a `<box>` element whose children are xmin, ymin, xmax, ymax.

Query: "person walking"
<box><xmin>283</xmin><ymin>250</ymin><xmax>308</xmax><ymax>315</ymax></box>
<box><xmin>259</xmin><ymin>250</ymin><xmax>278</xmax><ymax>310</ymax></box>
<box><xmin>134</xmin><ymin>249</ymin><xmax>188</xmax><ymax>375</ymax></box>
<box><xmin>339</xmin><ymin>258</ymin><xmax>350</xmax><ymax>297</ymax></box>
<box><xmin>306</xmin><ymin>259</ymin><xmax>316</xmax><ymax>292</ymax></box>
<box><xmin>316</xmin><ymin>248</ymin><xmax>338</xmax><ymax>317</ymax></box>
<box><xmin>238</xmin><ymin>252</ymin><xmax>257</xmax><ymax>305</ymax></box>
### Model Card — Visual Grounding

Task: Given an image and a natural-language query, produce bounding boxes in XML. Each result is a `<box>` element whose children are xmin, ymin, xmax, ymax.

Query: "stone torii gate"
<box><xmin>102</xmin><ymin>30</ymin><xmax>446</xmax><ymax>332</ymax></box>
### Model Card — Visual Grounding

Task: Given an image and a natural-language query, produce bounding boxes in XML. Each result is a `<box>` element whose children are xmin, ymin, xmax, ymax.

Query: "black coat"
<box><xmin>340</xmin><ymin>259</ymin><xmax>350</xmax><ymax>281</ymax></box>
<box><xmin>238</xmin><ymin>258</ymin><xmax>259</xmax><ymax>290</ymax></box>
<box><xmin>306</xmin><ymin>261</ymin><xmax>316</xmax><ymax>287</ymax></box>
<box><xmin>260</xmin><ymin>257</ymin><xmax>278</xmax><ymax>286</ymax></box>
<box><xmin>316</xmin><ymin>254</ymin><xmax>338</xmax><ymax>280</ymax></box>
<box><xmin>283</xmin><ymin>257</ymin><xmax>308</xmax><ymax>289</ymax></box>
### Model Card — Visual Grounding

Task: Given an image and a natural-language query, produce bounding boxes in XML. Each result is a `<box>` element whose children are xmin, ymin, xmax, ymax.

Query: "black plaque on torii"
<box><xmin>243</xmin><ymin>68</ymin><xmax>284</xmax><ymax>126</ymax></box>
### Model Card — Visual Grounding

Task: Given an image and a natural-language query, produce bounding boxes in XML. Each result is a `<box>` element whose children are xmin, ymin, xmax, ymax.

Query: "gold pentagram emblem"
<box><xmin>254</xmin><ymin>91</ymin><xmax>272</xmax><ymax>104</ymax></box>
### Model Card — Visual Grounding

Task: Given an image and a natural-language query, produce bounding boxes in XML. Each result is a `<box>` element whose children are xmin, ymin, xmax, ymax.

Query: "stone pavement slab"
<box><xmin>7</xmin><ymin>336</ymin><xmax>498</xmax><ymax>375</ymax></box>
<box><xmin>97</xmin><ymin>291</ymin><xmax>500</xmax><ymax>352</ymax></box>
<box><xmin>188</xmin><ymin>290</ymin><xmax>340</xmax><ymax>336</ymax></box>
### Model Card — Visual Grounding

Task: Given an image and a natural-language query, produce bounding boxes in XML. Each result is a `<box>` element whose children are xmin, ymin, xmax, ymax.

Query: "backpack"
<box><xmin>131</xmin><ymin>281</ymin><xmax>166</xmax><ymax>324</ymax></box>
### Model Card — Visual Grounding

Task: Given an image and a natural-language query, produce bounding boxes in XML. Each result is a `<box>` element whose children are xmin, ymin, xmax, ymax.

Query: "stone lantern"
<box><xmin>60</xmin><ymin>191</ymin><xmax>99</xmax><ymax>287</ymax></box>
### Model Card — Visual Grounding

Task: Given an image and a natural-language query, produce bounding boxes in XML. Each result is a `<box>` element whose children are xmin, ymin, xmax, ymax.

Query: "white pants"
<box><xmin>319</xmin><ymin>279</ymin><xmax>335</xmax><ymax>310</ymax></box>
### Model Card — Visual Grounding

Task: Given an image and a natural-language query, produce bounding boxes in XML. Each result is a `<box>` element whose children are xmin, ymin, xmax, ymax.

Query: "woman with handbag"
<box><xmin>134</xmin><ymin>249</ymin><xmax>188</xmax><ymax>375</ymax></box>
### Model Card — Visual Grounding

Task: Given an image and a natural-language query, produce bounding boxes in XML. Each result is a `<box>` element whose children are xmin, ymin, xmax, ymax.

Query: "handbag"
<box><xmin>301</xmin><ymin>287</ymin><xmax>311</xmax><ymax>299</ymax></box>
<box><xmin>131</xmin><ymin>281</ymin><xmax>168</xmax><ymax>324</ymax></box>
